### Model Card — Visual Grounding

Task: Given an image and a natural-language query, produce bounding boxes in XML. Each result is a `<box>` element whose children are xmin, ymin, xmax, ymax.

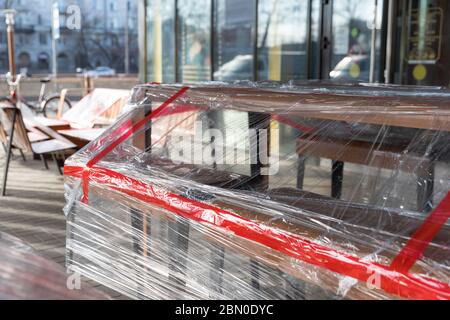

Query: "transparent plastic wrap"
<box><xmin>0</xmin><ymin>232</ymin><xmax>107</xmax><ymax>299</ymax></box>
<box><xmin>62</xmin><ymin>88</ymin><xmax>130</xmax><ymax>129</ymax></box>
<box><xmin>64</xmin><ymin>82</ymin><xmax>450</xmax><ymax>300</ymax></box>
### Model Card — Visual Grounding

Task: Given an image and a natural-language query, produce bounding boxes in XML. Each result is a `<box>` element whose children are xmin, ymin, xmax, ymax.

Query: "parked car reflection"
<box><xmin>84</xmin><ymin>66</ymin><xmax>117</xmax><ymax>78</ymax></box>
<box><xmin>213</xmin><ymin>55</ymin><xmax>267</xmax><ymax>81</ymax></box>
<box><xmin>329</xmin><ymin>54</ymin><xmax>369</xmax><ymax>81</ymax></box>
<box><xmin>214</xmin><ymin>55</ymin><xmax>253</xmax><ymax>81</ymax></box>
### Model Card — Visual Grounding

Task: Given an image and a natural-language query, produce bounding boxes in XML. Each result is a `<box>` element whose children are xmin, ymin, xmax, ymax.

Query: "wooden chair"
<box><xmin>1</xmin><ymin>105</ymin><xmax>77</xmax><ymax>195</ymax></box>
<box><xmin>296</xmin><ymin>134</ymin><xmax>434</xmax><ymax>213</ymax></box>
<box><xmin>1</xmin><ymin>114</ymin><xmax>29</xmax><ymax>162</ymax></box>
<box><xmin>1</xmin><ymin>120</ymin><xmax>50</xmax><ymax>157</ymax></box>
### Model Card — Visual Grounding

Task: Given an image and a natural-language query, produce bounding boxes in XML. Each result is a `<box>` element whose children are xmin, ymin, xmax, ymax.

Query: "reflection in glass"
<box><xmin>258</xmin><ymin>0</ymin><xmax>308</xmax><ymax>81</ymax></box>
<box><xmin>177</xmin><ymin>0</ymin><xmax>211</xmax><ymax>82</ymax></box>
<box><xmin>213</xmin><ymin>0</ymin><xmax>256</xmax><ymax>81</ymax></box>
<box><xmin>395</xmin><ymin>0</ymin><xmax>449</xmax><ymax>86</ymax></box>
<box><xmin>146</xmin><ymin>0</ymin><xmax>175</xmax><ymax>82</ymax></box>
<box><xmin>330</xmin><ymin>0</ymin><xmax>383</xmax><ymax>82</ymax></box>
<box><xmin>310</xmin><ymin>0</ymin><xmax>321</xmax><ymax>79</ymax></box>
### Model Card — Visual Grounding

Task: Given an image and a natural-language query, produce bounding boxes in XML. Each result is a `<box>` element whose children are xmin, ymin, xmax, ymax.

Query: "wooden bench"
<box><xmin>296</xmin><ymin>134</ymin><xmax>434</xmax><ymax>213</ymax></box>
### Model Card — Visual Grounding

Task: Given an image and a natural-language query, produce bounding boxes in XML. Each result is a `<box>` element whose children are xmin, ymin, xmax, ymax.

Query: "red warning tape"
<box><xmin>64</xmin><ymin>164</ymin><xmax>450</xmax><ymax>300</ymax></box>
<box><xmin>86</xmin><ymin>87</ymin><xmax>190</xmax><ymax>169</ymax></box>
<box><xmin>80</xmin><ymin>86</ymin><xmax>190</xmax><ymax>203</ymax></box>
<box><xmin>390</xmin><ymin>192</ymin><xmax>450</xmax><ymax>273</ymax></box>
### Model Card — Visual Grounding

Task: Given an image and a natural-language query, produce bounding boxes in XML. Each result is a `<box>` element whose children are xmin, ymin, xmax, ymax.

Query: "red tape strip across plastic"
<box><xmin>390</xmin><ymin>192</ymin><xmax>450</xmax><ymax>273</ymax></box>
<box><xmin>80</xmin><ymin>86</ymin><xmax>190</xmax><ymax>203</ymax></box>
<box><xmin>64</xmin><ymin>164</ymin><xmax>450</xmax><ymax>300</ymax></box>
<box><xmin>86</xmin><ymin>87</ymin><xmax>190</xmax><ymax>168</ymax></box>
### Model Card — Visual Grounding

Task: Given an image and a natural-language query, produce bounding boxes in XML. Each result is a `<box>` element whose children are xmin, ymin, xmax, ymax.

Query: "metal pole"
<box><xmin>2</xmin><ymin>10</ymin><xmax>18</xmax><ymax>197</ymax></box>
<box><xmin>51</xmin><ymin>3</ymin><xmax>60</xmax><ymax>79</ymax></box>
<box><xmin>52</xmin><ymin>38</ymin><xmax>57</xmax><ymax>77</ymax></box>
<box><xmin>252</xmin><ymin>0</ymin><xmax>258</xmax><ymax>81</ymax></box>
<box><xmin>6</xmin><ymin>15</ymin><xmax>16</xmax><ymax>81</ymax></box>
<box><xmin>369</xmin><ymin>0</ymin><xmax>379</xmax><ymax>83</ymax></box>
<box><xmin>385</xmin><ymin>0</ymin><xmax>395</xmax><ymax>83</ymax></box>
<box><xmin>2</xmin><ymin>106</ymin><xmax>17</xmax><ymax>196</ymax></box>
<box><xmin>125</xmin><ymin>1</ymin><xmax>130</xmax><ymax>74</ymax></box>
<box><xmin>210</xmin><ymin>0</ymin><xmax>215</xmax><ymax>81</ymax></box>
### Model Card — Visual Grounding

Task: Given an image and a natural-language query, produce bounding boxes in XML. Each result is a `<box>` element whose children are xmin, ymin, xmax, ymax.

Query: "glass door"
<box><xmin>324</xmin><ymin>0</ymin><xmax>384</xmax><ymax>83</ymax></box>
<box><xmin>177</xmin><ymin>0</ymin><xmax>212</xmax><ymax>82</ymax></box>
<box><xmin>257</xmin><ymin>0</ymin><xmax>308</xmax><ymax>81</ymax></box>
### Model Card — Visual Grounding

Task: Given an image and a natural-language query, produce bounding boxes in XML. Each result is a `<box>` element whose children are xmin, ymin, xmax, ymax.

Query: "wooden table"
<box><xmin>149</xmin><ymin>86</ymin><xmax>450</xmax><ymax>131</ymax></box>
<box><xmin>24</xmin><ymin>117</ymin><xmax>71</xmax><ymax>131</ymax></box>
<box><xmin>58</xmin><ymin>128</ymin><xmax>105</xmax><ymax>148</ymax></box>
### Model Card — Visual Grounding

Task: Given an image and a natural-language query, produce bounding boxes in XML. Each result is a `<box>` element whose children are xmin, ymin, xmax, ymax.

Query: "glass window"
<box><xmin>146</xmin><ymin>0</ymin><xmax>176</xmax><ymax>82</ymax></box>
<box><xmin>330</xmin><ymin>0</ymin><xmax>383</xmax><ymax>82</ymax></box>
<box><xmin>213</xmin><ymin>0</ymin><xmax>256</xmax><ymax>81</ymax></box>
<box><xmin>258</xmin><ymin>0</ymin><xmax>308</xmax><ymax>81</ymax></box>
<box><xmin>395</xmin><ymin>0</ymin><xmax>449</xmax><ymax>87</ymax></box>
<box><xmin>177</xmin><ymin>0</ymin><xmax>211</xmax><ymax>82</ymax></box>
<box><xmin>39</xmin><ymin>33</ymin><xmax>47</xmax><ymax>45</ymax></box>
<box><xmin>309</xmin><ymin>0</ymin><xmax>321</xmax><ymax>79</ymax></box>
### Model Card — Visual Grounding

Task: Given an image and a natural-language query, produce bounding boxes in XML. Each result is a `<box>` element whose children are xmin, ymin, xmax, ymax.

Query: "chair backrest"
<box><xmin>0</xmin><ymin>105</ymin><xmax>33</xmax><ymax>153</ymax></box>
<box><xmin>0</xmin><ymin>122</ymin><xmax>7</xmax><ymax>145</ymax></box>
<box><xmin>95</xmin><ymin>96</ymin><xmax>127</xmax><ymax>127</ymax></box>
<box><xmin>0</xmin><ymin>101</ymin><xmax>10</xmax><ymax>146</ymax></box>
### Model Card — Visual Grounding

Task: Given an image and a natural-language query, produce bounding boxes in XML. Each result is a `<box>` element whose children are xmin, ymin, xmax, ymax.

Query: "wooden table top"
<box><xmin>24</xmin><ymin>116</ymin><xmax>71</xmax><ymax>131</ymax></box>
<box><xmin>142</xmin><ymin>85</ymin><xmax>450</xmax><ymax>132</ymax></box>
<box><xmin>58</xmin><ymin>128</ymin><xmax>105</xmax><ymax>142</ymax></box>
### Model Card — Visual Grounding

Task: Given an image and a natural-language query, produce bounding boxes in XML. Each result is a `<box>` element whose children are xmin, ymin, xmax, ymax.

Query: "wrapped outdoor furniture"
<box><xmin>63</xmin><ymin>82</ymin><xmax>450</xmax><ymax>300</ymax></box>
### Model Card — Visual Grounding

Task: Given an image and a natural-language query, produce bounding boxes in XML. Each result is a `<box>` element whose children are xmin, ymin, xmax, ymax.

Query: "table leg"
<box><xmin>40</xmin><ymin>154</ymin><xmax>49</xmax><ymax>170</ymax></box>
<box><xmin>331</xmin><ymin>160</ymin><xmax>344</xmax><ymax>199</ymax></box>
<box><xmin>209</xmin><ymin>245</ymin><xmax>225</xmax><ymax>296</ymax></box>
<box><xmin>168</xmin><ymin>218</ymin><xmax>190</xmax><ymax>292</ymax></box>
<box><xmin>247</xmin><ymin>112</ymin><xmax>271</xmax><ymax>292</ymax></box>
<box><xmin>130</xmin><ymin>207</ymin><xmax>145</xmax><ymax>298</ymax></box>
<box><xmin>297</xmin><ymin>155</ymin><xmax>306</xmax><ymax>189</ymax></box>
<box><xmin>417</xmin><ymin>162</ymin><xmax>434</xmax><ymax>213</ymax></box>
<box><xmin>250</xmin><ymin>259</ymin><xmax>260</xmax><ymax>291</ymax></box>
<box><xmin>19</xmin><ymin>149</ymin><xmax>26</xmax><ymax>161</ymax></box>
<box><xmin>52</xmin><ymin>153</ymin><xmax>63</xmax><ymax>175</ymax></box>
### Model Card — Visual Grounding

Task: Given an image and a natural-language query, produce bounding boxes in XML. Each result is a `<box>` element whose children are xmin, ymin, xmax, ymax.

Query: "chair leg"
<box><xmin>52</xmin><ymin>153</ymin><xmax>63</xmax><ymax>175</ymax></box>
<box><xmin>40</xmin><ymin>154</ymin><xmax>49</xmax><ymax>170</ymax></box>
<box><xmin>297</xmin><ymin>155</ymin><xmax>306</xmax><ymax>189</ymax></box>
<box><xmin>130</xmin><ymin>208</ymin><xmax>147</xmax><ymax>299</ymax></box>
<box><xmin>331</xmin><ymin>161</ymin><xmax>344</xmax><ymax>199</ymax></box>
<box><xmin>2</xmin><ymin>143</ymin><xmax>13</xmax><ymax>197</ymax></box>
<box><xmin>19</xmin><ymin>149</ymin><xmax>26</xmax><ymax>161</ymax></box>
<box><xmin>168</xmin><ymin>218</ymin><xmax>190</xmax><ymax>293</ymax></box>
<box><xmin>250</xmin><ymin>259</ymin><xmax>260</xmax><ymax>291</ymax></box>
<box><xmin>209</xmin><ymin>246</ymin><xmax>225</xmax><ymax>296</ymax></box>
<box><xmin>417</xmin><ymin>162</ymin><xmax>434</xmax><ymax>213</ymax></box>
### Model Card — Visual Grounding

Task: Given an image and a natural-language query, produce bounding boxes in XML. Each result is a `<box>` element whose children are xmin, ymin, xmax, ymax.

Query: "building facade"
<box><xmin>139</xmin><ymin>0</ymin><xmax>450</xmax><ymax>87</ymax></box>
<box><xmin>0</xmin><ymin>0</ymin><xmax>139</xmax><ymax>75</ymax></box>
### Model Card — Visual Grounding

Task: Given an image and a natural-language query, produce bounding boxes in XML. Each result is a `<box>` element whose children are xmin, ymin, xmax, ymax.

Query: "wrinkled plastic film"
<box><xmin>64</xmin><ymin>82</ymin><xmax>450</xmax><ymax>300</ymax></box>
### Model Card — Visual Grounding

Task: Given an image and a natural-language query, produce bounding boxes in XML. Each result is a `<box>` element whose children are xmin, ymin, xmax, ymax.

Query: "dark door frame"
<box><xmin>316</xmin><ymin>0</ymin><xmax>389</xmax><ymax>82</ymax></box>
